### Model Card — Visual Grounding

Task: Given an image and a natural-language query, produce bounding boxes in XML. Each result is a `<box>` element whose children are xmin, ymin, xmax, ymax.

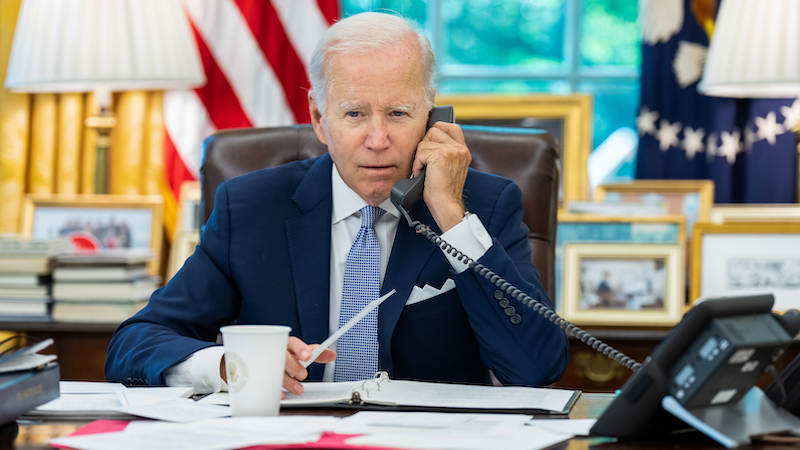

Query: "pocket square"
<box><xmin>405</xmin><ymin>278</ymin><xmax>456</xmax><ymax>306</ymax></box>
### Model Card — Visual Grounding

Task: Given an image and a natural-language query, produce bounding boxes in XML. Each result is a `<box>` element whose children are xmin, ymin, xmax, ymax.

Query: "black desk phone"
<box><xmin>390</xmin><ymin>107</ymin><xmax>800</xmax><ymax>444</ymax></box>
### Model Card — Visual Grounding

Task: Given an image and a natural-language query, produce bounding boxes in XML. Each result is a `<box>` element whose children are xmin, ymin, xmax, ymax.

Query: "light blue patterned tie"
<box><xmin>334</xmin><ymin>206</ymin><xmax>385</xmax><ymax>382</ymax></box>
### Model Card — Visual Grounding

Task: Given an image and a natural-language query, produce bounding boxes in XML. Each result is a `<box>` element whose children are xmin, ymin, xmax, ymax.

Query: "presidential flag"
<box><xmin>164</xmin><ymin>0</ymin><xmax>340</xmax><ymax>201</ymax></box>
<box><xmin>636</xmin><ymin>0</ymin><xmax>799</xmax><ymax>203</ymax></box>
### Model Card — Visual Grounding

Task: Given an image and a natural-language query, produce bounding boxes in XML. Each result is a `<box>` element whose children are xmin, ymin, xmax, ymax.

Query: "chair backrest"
<box><xmin>200</xmin><ymin>125</ymin><xmax>560</xmax><ymax>297</ymax></box>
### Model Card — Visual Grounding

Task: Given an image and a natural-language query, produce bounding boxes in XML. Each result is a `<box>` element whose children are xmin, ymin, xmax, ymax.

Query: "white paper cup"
<box><xmin>221</xmin><ymin>324</ymin><xmax>291</xmax><ymax>417</ymax></box>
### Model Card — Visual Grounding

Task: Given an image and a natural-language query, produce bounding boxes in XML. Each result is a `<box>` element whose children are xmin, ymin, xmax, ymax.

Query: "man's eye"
<box><xmin>347</xmin><ymin>111</ymin><xmax>360</xmax><ymax>118</ymax></box>
<box><xmin>391</xmin><ymin>111</ymin><xmax>406</xmax><ymax>117</ymax></box>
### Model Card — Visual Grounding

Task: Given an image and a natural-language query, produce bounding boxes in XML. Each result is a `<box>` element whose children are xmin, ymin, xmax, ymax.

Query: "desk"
<box><xmin>2</xmin><ymin>394</ymin><xmax>787</xmax><ymax>450</ymax></box>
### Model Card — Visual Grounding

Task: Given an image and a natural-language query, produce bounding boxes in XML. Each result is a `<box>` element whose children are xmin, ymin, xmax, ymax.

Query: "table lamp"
<box><xmin>4</xmin><ymin>0</ymin><xmax>206</xmax><ymax>194</ymax></box>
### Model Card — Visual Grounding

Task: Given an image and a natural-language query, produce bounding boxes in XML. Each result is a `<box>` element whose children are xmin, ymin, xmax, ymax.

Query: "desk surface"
<box><xmin>4</xmin><ymin>393</ymin><xmax>776</xmax><ymax>449</ymax></box>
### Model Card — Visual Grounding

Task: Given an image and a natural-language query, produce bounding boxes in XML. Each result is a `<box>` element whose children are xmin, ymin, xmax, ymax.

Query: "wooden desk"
<box><xmin>4</xmin><ymin>394</ymin><xmax>795</xmax><ymax>449</ymax></box>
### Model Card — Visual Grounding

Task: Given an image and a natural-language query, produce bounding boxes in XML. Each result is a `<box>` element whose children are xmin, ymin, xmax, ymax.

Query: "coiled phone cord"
<box><xmin>410</xmin><ymin>219</ymin><xmax>642</xmax><ymax>373</ymax></box>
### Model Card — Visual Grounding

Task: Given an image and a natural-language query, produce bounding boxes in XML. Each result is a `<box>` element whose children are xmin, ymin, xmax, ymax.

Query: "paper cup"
<box><xmin>221</xmin><ymin>324</ymin><xmax>291</xmax><ymax>417</ymax></box>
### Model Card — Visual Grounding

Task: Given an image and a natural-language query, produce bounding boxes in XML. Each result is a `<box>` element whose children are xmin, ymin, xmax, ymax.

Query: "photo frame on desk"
<box><xmin>20</xmin><ymin>194</ymin><xmax>163</xmax><ymax>275</ymax></box>
<box><xmin>562</xmin><ymin>243</ymin><xmax>684</xmax><ymax>326</ymax></box>
<box><xmin>691</xmin><ymin>222</ymin><xmax>800</xmax><ymax>311</ymax></box>
<box><xmin>594</xmin><ymin>180</ymin><xmax>714</xmax><ymax>225</ymax></box>
<box><xmin>555</xmin><ymin>213</ymin><xmax>686</xmax><ymax>313</ymax></box>
<box><xmin>710</xmin><ymin>204</ymin><xmax>800</xmax><ymax>224</ymax></box>
<box><xmin>166</xmin><ymin>230</ymin><xmax>200</xmax><ymax>282</ymax></box>
<box><xmin>436</xmin><ymin>94</ymin><xmax>593</xmax><ymax>208</ymax></box>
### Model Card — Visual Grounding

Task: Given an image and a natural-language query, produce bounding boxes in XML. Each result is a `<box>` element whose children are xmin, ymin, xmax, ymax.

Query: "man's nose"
<box><xmin>364</xmin><ymin>116</ymin><xmax>390</xmax><ymax>151</ymax></box>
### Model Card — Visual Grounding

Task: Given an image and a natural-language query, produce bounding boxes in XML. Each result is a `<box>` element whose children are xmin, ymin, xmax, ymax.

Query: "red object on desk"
<box><xmin>56</xmin><ymin>420</ymin><xmax>400</xmax><ymax>450</ymax></box>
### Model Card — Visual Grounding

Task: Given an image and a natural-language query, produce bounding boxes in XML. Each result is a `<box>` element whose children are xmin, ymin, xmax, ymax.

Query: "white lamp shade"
<box><xmin>699</xmin><ymin>0</ymin><xmax>800</xmax><ymax>98</ymax></box>
<box><xmin>4</xmin><ymin>0</ymin><xmax>205</xmax><ymax>93</ymax></box>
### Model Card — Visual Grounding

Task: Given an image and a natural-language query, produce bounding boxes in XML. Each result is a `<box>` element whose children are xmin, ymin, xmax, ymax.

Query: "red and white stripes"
<box><xmin>164</xmin><ymin>0</ymin><xmax>338</xmax><ymax>196</ymax></box>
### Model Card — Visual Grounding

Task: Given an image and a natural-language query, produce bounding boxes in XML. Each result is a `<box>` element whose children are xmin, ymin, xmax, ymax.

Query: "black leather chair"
<box><xmin>199</xmin><ymin>124</ymin><xmax>560</xmax><ymax>297</ymax></box>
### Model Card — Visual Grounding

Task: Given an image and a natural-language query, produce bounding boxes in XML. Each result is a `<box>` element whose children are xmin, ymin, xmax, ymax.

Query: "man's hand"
<box><xmin>413</xmin><ymin>121</ymin><xmax>472</xmax><ymax>232</ymax></box>
<box><xmin>283</xmin><ymin>336</ymin><xmax>336</xmax><ymax>395</ymax></box>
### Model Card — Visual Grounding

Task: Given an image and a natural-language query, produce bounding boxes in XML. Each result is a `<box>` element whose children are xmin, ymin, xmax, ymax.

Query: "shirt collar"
<box><xmin>331</xmin><ymin>164</ymin><xmax>400</xmax><ymax>225</ymax></box>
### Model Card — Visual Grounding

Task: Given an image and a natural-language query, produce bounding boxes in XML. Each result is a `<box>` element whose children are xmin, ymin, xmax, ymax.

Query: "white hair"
<box><xmin>308</xmin><ymin>12</ymin><xmax>436</xmax><ymax>114</ymax></box>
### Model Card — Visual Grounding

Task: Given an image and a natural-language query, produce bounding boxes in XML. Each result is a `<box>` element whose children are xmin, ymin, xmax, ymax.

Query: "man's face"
<box><xmin>309</xmin><ymin>43</ymin><xmax>429</xmax><ymax>206</ymax></box>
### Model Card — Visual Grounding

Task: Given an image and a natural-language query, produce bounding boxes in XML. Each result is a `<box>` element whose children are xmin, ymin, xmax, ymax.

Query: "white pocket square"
<box><xmin>405</xmin><ymin>278</ymin><xmax>456</xmax><ymax>306</ymax></box>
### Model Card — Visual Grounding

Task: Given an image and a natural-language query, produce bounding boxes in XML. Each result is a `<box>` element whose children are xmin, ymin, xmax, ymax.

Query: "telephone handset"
<box><xmin>390</xmin><ymin>105</ymin><xmax>455</xmax><ymax>226</ymax></box>
<box><xmin>389</xmin><ymin>106</ymin><xmax>641</xmax><ymax>374</ymax></box>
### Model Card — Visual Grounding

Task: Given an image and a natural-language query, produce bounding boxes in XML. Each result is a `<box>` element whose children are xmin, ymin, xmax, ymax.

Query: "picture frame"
<box><xmin>710</xmin><ymin>204</ymin><xmax>800</xmax><ymax>224</ymax></box>
<box><xmin>562</xmin><ymin>243</ymin><xmax>684</xmax><ymax>326</ymax></box>
<box><xmin>166</xmin><ymin>230</ymin><xmax>200</xmax><ymax>282</ymax></box>
<box><xmin>21</xmin><ymin>194</ymin><xmax>164</xmax><ymax>275</ymax></box>
<box><xmin>555</xmin><ymin>213</ymin><xmax>686</xmax><ymax>313</ymax></box>
<box><xmin>691</xmin><ymin>223</ymin><xmax>800</xmax><ymax>311</ymax></box>
<box><xmin>594</xmin><ymin>180</ymin><xmax>715</xmax><ymax>224</ymax></box>
<box><xmin>436</xmin><ymin>94</ymin><xmax>593</xmax><ymax>207</ymax></box>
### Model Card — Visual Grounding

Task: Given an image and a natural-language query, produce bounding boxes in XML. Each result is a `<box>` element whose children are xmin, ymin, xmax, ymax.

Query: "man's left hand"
<box><xmin>413</xmin><ymin>121</ymin><xmax>472</xmax><ymax>232</ymax></box>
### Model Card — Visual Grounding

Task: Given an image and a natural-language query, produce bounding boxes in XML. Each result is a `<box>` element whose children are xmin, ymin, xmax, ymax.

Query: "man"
<box><xmin>105</xmin><ymin>12</ymin><xmax>569</xmax><ymax>395</ymax></box>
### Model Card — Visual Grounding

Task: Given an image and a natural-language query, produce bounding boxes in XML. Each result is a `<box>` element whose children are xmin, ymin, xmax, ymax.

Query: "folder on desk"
<box><xmin>281</xmin><ymin>372</ymin><xmax>581</xmax><ymax>414</ymax></box>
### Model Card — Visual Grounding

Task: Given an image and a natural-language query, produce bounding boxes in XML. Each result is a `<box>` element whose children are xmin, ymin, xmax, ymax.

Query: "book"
<box><xmin>0</xmin><ymin>273</ymin><xmax>41</xmax><ymax>287</ymax></box>
<box><xmin>0</xmin><ymin>235</ymin><xmax>71</xmax><ymax>255</ymax></box>
<box><xmin>53</xmin><ymin>264</ymin><xmax>148</xmax><ymax>282</ymax></box>
<box><xmin>0</xmin><ymin>299</ymin><xmax>50</xmax><ymax>317</ymax></box>
<box><xmin>52</xmin><ymin>276</ymin><xmax>160</xmax><ymax>302</ymax></box>
<box><xmin>0</xmin><ymin>285</ymin><xmax>48</xmax><ymax>297</ymax></box>
<box><xmin>0</xmin><ymin>257</ymin><xmax>52</xmax><ymax>275</ymax></box>
<box><xmin>280</xmin><ymin>372</ymin><xmax>581</xmax><ymax>414</ymax></box>
<box><xmin>51</xmin><ymin>300</ymin><xmax>148</xmax><ymax>323</ymax></box>
<box><xmin>55</xmin><ymin>250</ymin><xmax>155</xmax><ymax>266</ymax></box>
<box><xmin>0</xmin><ymin>364</ymin><xmax>60</xmax><ymax>426</ymax></box>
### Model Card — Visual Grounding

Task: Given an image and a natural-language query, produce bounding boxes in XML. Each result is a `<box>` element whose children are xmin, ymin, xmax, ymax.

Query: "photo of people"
<box><xmin>32</xmin><ymin>207</ymin><xmax>153</xmax><ymax>250</ymax></box>
<box><xmin>578</xmin><ymin>258</ymin><xmax>667</xmax><ymax>311</ymax></box>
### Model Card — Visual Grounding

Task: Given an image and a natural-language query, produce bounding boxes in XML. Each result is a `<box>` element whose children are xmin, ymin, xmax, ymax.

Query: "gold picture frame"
<box><xmin>21</xmin><ymin>194</ymin><xmax>164</xmax><ymax>275</ymax></box>
<box><xmin>710</xmin><ymin>204</ymin><xmax>800</xmax><ymax>224</ymax></box>
<box><xmin>562</xmin><ymin>243</ymin><xmax>684</xmax><ymax>326</ymax></box>
<box><xmin>166</xmin><ymin>230</ymin><xmax>200</xmax><ymax>282</ymax></box>
<box><xmin>436</xmin><ymin>94</ymin><xmax>593</xmax><ymax>207</ymax></box>
<box><xmin>691</xmin><ymin>222</ymin><xmax>800</xmax><ymax>310</ymax></box>
<box><xmin>594</xmin><ymin>180</ymin><xmax>715</xmax><ymax>223</ymax></box>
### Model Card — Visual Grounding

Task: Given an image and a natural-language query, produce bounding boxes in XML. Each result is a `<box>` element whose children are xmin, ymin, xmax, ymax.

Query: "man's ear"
<box><xmin>308</xmin><ymin>91</ymin><xmax>327</xmax><ymax>145</ymax></box>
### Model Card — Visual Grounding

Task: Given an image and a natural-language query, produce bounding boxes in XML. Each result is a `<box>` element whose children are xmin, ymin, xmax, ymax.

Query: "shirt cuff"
<box><xmin>164</xmin><ymin>346</ymin><xmax>228</xmax><ymax>394</ymax></box>
<box><xmin>440</xmin><ymin>213</ymin><xmax>493</xmax><ymax>273</ymax></box>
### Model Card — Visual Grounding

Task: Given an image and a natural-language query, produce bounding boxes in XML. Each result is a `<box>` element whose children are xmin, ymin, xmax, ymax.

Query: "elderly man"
<box><xmin>105</xmin><ymin>11</ymin><xmax>569</xmax><ymax>395</ymax></box>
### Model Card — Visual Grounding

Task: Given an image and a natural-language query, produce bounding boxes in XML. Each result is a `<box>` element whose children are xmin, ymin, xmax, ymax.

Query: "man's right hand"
<box><xmin>284</xmin><ymin>337</ymin><xmax>336</xmax><ymax>395</ymax></box>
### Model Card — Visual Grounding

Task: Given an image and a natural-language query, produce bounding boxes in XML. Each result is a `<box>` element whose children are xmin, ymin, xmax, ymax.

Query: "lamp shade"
<box><xmin>4</xmin><ymin>0</ymin><xmax>205</xmax><ymax>94</ymax></box>
<box><xmin>699</xmin><ymin>0</ymin><xmax>800</xmax><ymax>98</ymax></box>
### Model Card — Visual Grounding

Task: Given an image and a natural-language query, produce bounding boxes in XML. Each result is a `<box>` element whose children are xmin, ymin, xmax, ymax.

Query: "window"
<box><xmin>342</xmin><ymin>0</ymin><xmax>640</xmax><ymax>171</ymax></box>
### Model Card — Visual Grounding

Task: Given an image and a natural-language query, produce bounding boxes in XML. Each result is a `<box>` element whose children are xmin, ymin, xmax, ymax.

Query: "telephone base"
<box><xmin>662</xmin><ymin>387</ymin><xmax>800</xmax><ymax>448</ymax></box>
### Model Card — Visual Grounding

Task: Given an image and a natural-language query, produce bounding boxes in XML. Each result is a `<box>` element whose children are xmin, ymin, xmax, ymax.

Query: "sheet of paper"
<box><xmin>300</xmin><ymin>289</ymin><xmax>395</xmax><ymax>368</ymax></box>
<box><xmin>121</xmin><ymin>387</ymin><xmax>194</xmax><ymax>406</ymax></box>
<box><xmin>116</xmin><ymin>398</ymin><xmax>231</xmax><ymax>423</ymax></box>
<box><xmin>197</xmin><ymin>392</ymin><xmax>229</xmax><ymax>406</ymax></box>
<box><xmin>528</xmin><ymin>419</ymin><xmax>596</xmax><ymax>436</ymax></box>
<box><xmin>346</xmin><ymin>424</ymin><xmax>573</xmax><ymax>450</ymax></box>
<box><xmin>369</xmin><ymin>380</ymin><xmax>576</xmax><ymax>412</ymax></box>
<box><xmin>59</xmin><ymin>381</ymin><xmax>126</xmax><ymax>394</ymax></box>
<box><xmin>334</xmin><ymin>411</ymin><xmax>530</xmax><ymax>438</ymax></box>
<box><xmin>36</xmin><ymin>393</ymin><xmax>126</xmax><ymax>412</ymax></box>
<box><xmin>281</xmin><ymin>380</ymin><xmax>363</xmax><ymax>406</ymax></box>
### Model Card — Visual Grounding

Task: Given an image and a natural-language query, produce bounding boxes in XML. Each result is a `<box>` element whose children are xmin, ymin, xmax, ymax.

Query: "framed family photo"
<box><xmin>21</xmin><ymin>194</ymin><xmax>164</xmax><ymax>275</ymax></box>
<box><xmin>710</xmin><ymin>204</ymin><xmax>800</xmax><ymax>224</ymax></box>
<box><xmin>562</xmin><ymin>243</ymin><xmax>684</xmax><ymax>326</ymax></box>
<box><xmin>691</xmin><ymin>223</ymin><xmax>800</xmax><ymax>311</ymax></box>
<box><xmin>436</xmin><ymin>94</ymin><xmax>593</xmax><ymax>208</ymax></box>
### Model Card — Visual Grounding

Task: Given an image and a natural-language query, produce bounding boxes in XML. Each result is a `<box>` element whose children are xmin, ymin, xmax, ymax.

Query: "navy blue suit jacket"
<box><xmin>105</xmin><ymin>154</ymin><xmax>569</xmax><ymax>386</ymax></box>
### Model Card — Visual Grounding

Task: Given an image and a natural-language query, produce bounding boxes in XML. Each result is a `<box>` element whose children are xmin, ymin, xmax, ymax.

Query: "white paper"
<box><xmin>528</xmin><ymin>418</ymin><xmax>596</xmax><ymax>436</ymax></box>
<box><xmin>301</xmin><ymin>289</ymin><xmax>395</xmax><ymax>368</ymax></box>
<box><xmin>346</xmin><ymin>424</ymin><xmax>572</xmax><ymax>450</ymax></box>
<box><xmin>281</xmin><ymin>380</ymin><xmax>363</xmax><ymax>406</ymax></box>
<box><xmin>334</xmin><ymin>411</ymin><xmax>530</xmax><ymax>438</ymax></box>
<box><xmin>59</xmin><ymin>381</ymin><xmax>127</xmax><ymax>394</ymax></box>
<box><xmin>122</xmin><ymin>387</ymin><xmax>194</xmax><ymax>406</ymax></box>
<box><xmin>117</xmin><ymin>398</ymin><xmax>231</xmax><ymax>423</ymax></box>
<box><xmin>36</xmin><ymin>393</ymin><xmax>126</xmax><ymax>412</ymax></box>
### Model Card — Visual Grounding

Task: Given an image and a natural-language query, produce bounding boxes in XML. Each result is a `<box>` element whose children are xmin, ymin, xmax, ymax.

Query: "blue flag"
<box><xmin>636</xmin><ymin>0</ymin><xmax>799</xmax><ymax>203</ymax></box>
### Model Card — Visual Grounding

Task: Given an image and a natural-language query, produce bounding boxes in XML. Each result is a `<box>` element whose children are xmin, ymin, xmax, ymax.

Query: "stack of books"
<box><xmin>51</xmin><ymin>251</ymin><xmax>160</xmax><ymax>323</ymax></box>
<box><xmin>0</xmin><ymin>236</ymin><xmax>71</xmax><ymax>322</ymax></box>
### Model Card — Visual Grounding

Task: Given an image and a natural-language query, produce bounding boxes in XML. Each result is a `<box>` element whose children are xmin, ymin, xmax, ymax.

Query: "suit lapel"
<box><xmin>286</xmin><ymin>155</ymin><xmax>333</xmax><ymax>354</ymax></box>
<box><xmin>378</xmin><ymin>202</ymin><xmax>438</xmax><ymax>375</ymax></box>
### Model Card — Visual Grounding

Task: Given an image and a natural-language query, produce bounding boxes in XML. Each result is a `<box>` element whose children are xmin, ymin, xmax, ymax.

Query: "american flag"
<box><xmin>164</xmin><ymin>0</ymin><xmax>339</xmax><ymax>201</ymax></box>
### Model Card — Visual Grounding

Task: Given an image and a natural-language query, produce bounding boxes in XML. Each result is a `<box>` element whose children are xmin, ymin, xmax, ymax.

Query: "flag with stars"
<box><xmin>636</xmin><ymin>0</ymin><xmax>799</xmax><ymax>203</ymax></box>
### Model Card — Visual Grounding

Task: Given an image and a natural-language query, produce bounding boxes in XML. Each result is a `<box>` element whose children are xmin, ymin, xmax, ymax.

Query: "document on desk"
<box><xmin>282</xmin><ymin>374</ymin><xmax>580</xmax><ymax>414</ymax></box>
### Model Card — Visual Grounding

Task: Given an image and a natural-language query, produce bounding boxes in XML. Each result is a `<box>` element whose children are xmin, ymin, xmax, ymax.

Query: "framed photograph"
<box><xmin>594</xmin><ymin>180</ymin><xmax>714</xmax><ymax>225</ymax></box>
<box><xmin>173</xmin><ymin>181</ymin><xmax>201</xmax><ymax>236</ymax></box>
<box><xmin>555</xmin><ymin>213</ymin><xmax>686</xmax><ymax>313</ymax></box>
<box><xmin>691</xmin><ymin>223</ymin><xmax>800</xmax><ymax>311</ymax></box>
<box><xmin>710</xmin><ymin>204</ymin><xmax>800</xmax><ymax>224</ymax></box>
<box><xmin>436</xmin><ymin>94</ymin><xmax>593</xmax><ymax>207</ymax></box>
<box><xmin>166</xmin><ymin>230</ymin><xmax>200</xmax><ymax>282</ymax></box>
<box><xmin>21</xmin><ymin>194</ymin><xmax>164</xmax><ymax>275</ymax></box>
<box><xmin>562</xmin><ymin>243</ymin><xmax>684</xmax><ymax>326</ymax></box>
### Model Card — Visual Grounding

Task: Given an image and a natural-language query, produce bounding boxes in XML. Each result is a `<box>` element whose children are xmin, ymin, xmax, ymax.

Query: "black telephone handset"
<box><xmin>390</xmin><ymin>105</ymin><xmax>454</xmax><ymax>226</ymax></box>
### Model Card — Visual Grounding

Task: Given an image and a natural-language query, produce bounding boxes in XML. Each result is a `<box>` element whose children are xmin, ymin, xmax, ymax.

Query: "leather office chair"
<box><xmin>200</xmin><ymin>124</ymin><xmax>560</xmax><ymax>297</ymax></box>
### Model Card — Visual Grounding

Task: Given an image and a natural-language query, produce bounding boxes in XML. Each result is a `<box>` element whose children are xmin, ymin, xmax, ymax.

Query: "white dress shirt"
<box><xmin>165</xmin><ymin>164</ymin><xmax>493</xmax><ymax>392</ymax></box>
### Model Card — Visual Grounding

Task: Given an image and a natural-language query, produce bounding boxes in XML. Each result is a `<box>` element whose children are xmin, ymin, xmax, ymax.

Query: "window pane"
<box><xmin>580</xmin><ymin>0</ymin><xmax>640</xmax><ymax>67</ymax></box>
<box><xmin>341</xmin><ymin>0</ymin><xmax>427</xmax><ymax>28</ymax></box>
<box><xmin>438</xmin><ymin>79</ymin><xmax>570</xmax><ymax>95</ymax></box>
<box><xmin>442</xmin><ymin>0</ymin><xmax>566</xmax><ymax>69</ymax></box>
<box><xmin>578</xmin><ymin>80</ymin><xmax>639</xmax><ymax>150</ymax></box>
